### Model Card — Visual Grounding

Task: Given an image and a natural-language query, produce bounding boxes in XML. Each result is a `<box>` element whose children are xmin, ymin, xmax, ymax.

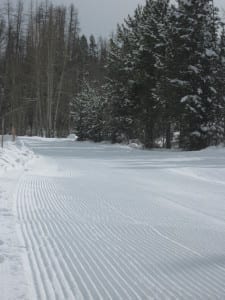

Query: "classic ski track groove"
<box><xmin>15</xmin><ymin>140</ymin><xmax>225</xmax><ymax>300</ymax></box>
<box><xmin>16</xmin><ymin>174</ymin><xmax>225</xmax><ymax>299</ymax></box>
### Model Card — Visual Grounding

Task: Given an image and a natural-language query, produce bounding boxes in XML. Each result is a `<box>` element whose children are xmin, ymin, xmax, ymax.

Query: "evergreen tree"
<box><xmin>78</xmin><ymin>35</ymin><xmax>89</xmax><ymax>82</ymax></box>
<box><xmin>174</xmin><ymin>0</ymin><xmax>220</xmax><ymax>150</ymax></box>
<box><xmin>106</xmin><ymin>0</ymin><xmax>171</xmax><ymax>147</ymax></box>
<box><xmin>216</xmin><ymin>25</ymin><xmax>225</xmax><ymax>143</ymax></box>
<box><xmin>106</xmin><ymin>26</ymin><xmax>138</xmax><ymax>143</ymax></box>
<box><xmin>136</xmin><ymin>0</ymin><xmax>170</xmax><ymax>147</ymax></box>
<box><xmin>72</xmin><ymin>81</ymin><xmax>105</xmax><ymax>141</ymax></box>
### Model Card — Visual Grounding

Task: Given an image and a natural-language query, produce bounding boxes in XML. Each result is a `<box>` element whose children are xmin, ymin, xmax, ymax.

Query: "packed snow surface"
<box><xmin>1</xmin><ymin>137</ymin><xmax>225</xmax><ymax>299</ymax></box>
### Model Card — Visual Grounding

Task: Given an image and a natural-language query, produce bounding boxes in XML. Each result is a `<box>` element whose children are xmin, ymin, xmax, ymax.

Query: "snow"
<box><xmin>170</xmin><ymin>79</ymin><xmax>188</xmax><ymax>86</ymax></box>
<box><xmin>180</xmin><ymin>95</ymin><xmax>189</xmax><ymax>103</ymax></box>
<box><xmin>128</xmin><ymin>139</ymin><xmax>143</xmax><ymax>149</ymax></box>
<box><xmin>210</xmin><ymin>86</ymin><xmax>217</xmax><ymax>94</ymax></box>
<box><xmin>1</xmin><ymin>137</ymin><xmax>225</xmax><ymax>299</ymax></box>
<box><xmin>67</xmin><ymin>134</ymin><xmax>78</xmax><ymax>141</ymax></box>
<box><xmin>0</xmin><ymin>137</ymin><xmax>34</xmax><ymax>175</ymax></box>
<box><xmin>188</xmin><ymin>65</ymin><xmax>200</xmax><ymax>74</ymax></box>
<box><xmin>205</xmin><ymin>48</ymin><xmax>217</xmax><ymax>57</ymax></box>
<box><xmin>0</xmin><ymin>137</ymin><xmax>35</xmax><ymax>300</ymax></box>
<box><xmin>191</xmin><ymin>130</ymin><xmax>201</xmax><ymax>137</ymax></box>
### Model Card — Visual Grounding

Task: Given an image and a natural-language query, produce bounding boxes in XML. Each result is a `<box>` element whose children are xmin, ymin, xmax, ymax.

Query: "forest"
<box><xmin>0</xmin><ymin>0</ymin><xmax>225</xmax><ymax>150</ymax></box>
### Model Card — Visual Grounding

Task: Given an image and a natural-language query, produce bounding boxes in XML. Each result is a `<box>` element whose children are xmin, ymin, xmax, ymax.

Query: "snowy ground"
<box><xmin>0</xmin><ymin>137</ymin><xmax>34</xmax><ymax>174</ymax></box>
<box><xmin>0</xmin><ymin>138</ymin><xmax>34</xmax><ymax>299</ymax></box>
<box><xmin>1</xmin><ymin>137</ymin><xmax>225</xmax><ymax>299</ymax></box>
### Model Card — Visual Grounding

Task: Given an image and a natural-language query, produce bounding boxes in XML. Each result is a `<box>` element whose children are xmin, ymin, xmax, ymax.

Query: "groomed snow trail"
<box><xmin>17</xmin><ymin>138</ymin><xmax>225</xmax><ymax>299</ymax></box>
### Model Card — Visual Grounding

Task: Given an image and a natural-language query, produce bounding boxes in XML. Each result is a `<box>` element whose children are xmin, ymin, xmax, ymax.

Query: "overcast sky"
<box><xmin>11</xmin><ymin>0</ymin><xmax>225</xmax><ymax>37</ymax></box>
<box><xmin>48</xmin><ymin>0</ymin><xmax>225</xmax><ymax>37</ymax></box>
<box><xmin>47</xmin><ymin>0</ymin><xmax>145</xmax><ymax>37</ymax></box>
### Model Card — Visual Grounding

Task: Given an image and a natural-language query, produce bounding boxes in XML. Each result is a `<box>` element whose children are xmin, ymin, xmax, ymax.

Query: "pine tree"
<box><xmin>174</xmin><ymin>0</ymin><xmax>220</xmax><ymax>150</ymax></box>
<box><xmin>72</xmin><ymin>81</ymin><xmax>105</xmax><ymax>141</ymax></box>
<box><xmin>106</xmin><ymin>0</ymin><xmax>171</xmax><ymax>147</ymax></box>
<box><xmin>88</xmin><ymin>35</ymin><xmax>98</xmax><ymax>81</ymax></box>
<box><xmin>216</xmin><ymin>25</ymin><xmax>225</xmax><ymax>143</ymax></box>
<box><xmin>137</xmin><ymin>0</ymin><xmax>171</xmax><ymax>147</ymax></box>
<box><xmin>78</xmin><ymin>35</ymin><xmax>89</xmax><ymax>82</ymax></box>
<box><xmin>106</xmin><ymin>25</ymin><xmax>138</xmax><ymax>143</ymax></box>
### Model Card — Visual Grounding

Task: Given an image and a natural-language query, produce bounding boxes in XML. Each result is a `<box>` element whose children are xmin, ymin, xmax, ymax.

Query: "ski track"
<box><xmin>15</xmin><ymin>139</ymin><xmax>225</xmax><ymax>300</ymax></box>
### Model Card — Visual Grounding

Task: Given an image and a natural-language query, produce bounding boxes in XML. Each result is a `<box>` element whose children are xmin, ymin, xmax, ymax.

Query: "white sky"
<box><xmin>48</xmin><ymin>0</ymin><xmax>146</xmax><ymax>37</ymax></box>
<box><xmin>46</xmin><ymin>0</ymin><xmax>225</xmax><ymax>37</ymax></box>
<box><xmin>10</xmin><ymin>0</ymin><xmax>225</xmax><ymax>37</ymax></box>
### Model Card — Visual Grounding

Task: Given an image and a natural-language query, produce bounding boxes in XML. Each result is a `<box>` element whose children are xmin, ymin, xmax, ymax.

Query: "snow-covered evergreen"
<box><xmin>72</xmin><ymin>81</ymin><xmax>105</xmax><ymax>141</ymax></box>
<box><xmin>101</xmin><ymin>0</ymin><xmax>225</xmax><ymax>150</ymax></box>
<box><xmin>171</xmin><ymin>0</ymin><xmax>220</xmax><ymax>149</ymax></box>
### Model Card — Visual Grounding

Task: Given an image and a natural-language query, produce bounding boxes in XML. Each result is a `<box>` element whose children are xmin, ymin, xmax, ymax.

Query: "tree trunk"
<box><xmin>166</xmin><ymin>121</ymin><xmax>171</xmax><ymax>149</ymax></box>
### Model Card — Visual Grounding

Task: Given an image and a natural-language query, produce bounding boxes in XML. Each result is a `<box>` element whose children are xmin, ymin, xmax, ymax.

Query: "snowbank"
<box><xmin>22</xmin><ymin>134</ymin><xmax>78</xmax><ymax>142</ymax></box>
<box><xmin>0</xmin><ymin>138</ymin><xmax>34</xmax><ymax>174</ymax></box>
<box><xmin>67</xmin><ymin>133</ymin><xmax>78</xmax><ymax>141</ymax></box>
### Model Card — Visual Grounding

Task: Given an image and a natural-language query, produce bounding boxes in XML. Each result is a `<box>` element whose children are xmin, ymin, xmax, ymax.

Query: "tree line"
<box><xmin>0</xmin><ymin>0</ymin><xmax>107</xmax><ymax>138</ymax></box>
<box><xmin>1</xmin><ymin>0</ymin><xmax>225</xmax><ymax>150</ymax></box>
